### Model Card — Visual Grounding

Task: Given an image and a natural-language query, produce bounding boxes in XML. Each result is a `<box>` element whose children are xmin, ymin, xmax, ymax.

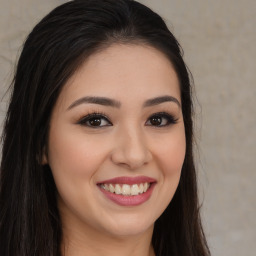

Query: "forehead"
<box><xmin>57</xmin><ymin>43</ymin><xmax>181</xmax><ymax>108</ymax></box>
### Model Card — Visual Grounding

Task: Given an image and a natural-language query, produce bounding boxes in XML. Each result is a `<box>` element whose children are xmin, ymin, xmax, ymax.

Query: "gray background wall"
<box><xmin>0</xmin><ymin>0</ymin><xmax>255</xmax><ymax>255</ymax></box>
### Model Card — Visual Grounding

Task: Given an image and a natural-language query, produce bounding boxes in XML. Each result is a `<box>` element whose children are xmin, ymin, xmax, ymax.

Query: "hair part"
<box><xmin>0</xmin><ymin>0</ymin><xmax>210</xmax><ymax>255</ymax></box>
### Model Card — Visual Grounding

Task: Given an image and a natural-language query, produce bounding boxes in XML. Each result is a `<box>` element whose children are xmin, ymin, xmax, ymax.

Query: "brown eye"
<box><xmin>150</xmin><ymin>116</ymin><xmax>162</xmax><ymax>126</ymax></box>
<box><xmin>88</xmin><ymin>117</ymin><xmax>103</xmax><ymax>126</ymax></box>
<box><xmin>78</xmin><ymin>113</ymin><xmax>112</xmax><ymax>128</ymax></box>
<box><xmin>146</xmin><ymin>112</ymin><xmax>178</xmax><ymax>127</ymax></box>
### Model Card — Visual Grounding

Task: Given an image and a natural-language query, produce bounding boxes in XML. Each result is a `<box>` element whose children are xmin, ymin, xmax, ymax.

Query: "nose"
<box><xmin>110</xmin><ymin>125</ymin><xmax>152</xmax><ymax>170</ymax></box>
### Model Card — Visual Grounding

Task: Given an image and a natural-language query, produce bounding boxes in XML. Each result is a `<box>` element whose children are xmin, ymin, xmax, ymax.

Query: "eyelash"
<box><xmin>77</xmin><ymin>111</ymin><xmax>111</xmax><ymax>127</ymax></box>
<box><xmin>77</xmin><ymin>111</ymin><xmax>178</xmax><ymax>128</ymax></box>
<box><xmin>146</xmin><ymin>112</ymin><xmax>178</xmax><ymax>127</ymax></box>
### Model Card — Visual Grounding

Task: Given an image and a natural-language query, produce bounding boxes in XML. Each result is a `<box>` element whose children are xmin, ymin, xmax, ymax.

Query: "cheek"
<box><xmin>47</xmin><ymin>126</ymin><xmax>110</xmax><ymax>190</ymax></box>
<box><xmin>153</xmin><ymin>127</ymin><xmax>186</xmax><ymax>192</ymax></box>
<box><xmin>161</xmin><ymin>139</ymin><xmax>185</xmax><ymax>174</ymax></box>
<box><xmin>46</xmin><ymin>127</ymin><xmax>111</xmax><ymax>221</ymax></box>
<box><xmin>155</xmin><ymin>128</ymin><xmax>186</xmax><ymax>173</ymax></box>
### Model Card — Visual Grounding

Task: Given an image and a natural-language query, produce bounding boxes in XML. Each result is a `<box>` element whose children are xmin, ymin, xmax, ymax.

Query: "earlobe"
<box><xmin>41</xmin><ymin>146</ymin><xmax>48</xmax><ymax>165</ymax></box>
<box><xmin>41</xmin><ymin>153</ymin><xmax>48</xmax><ymax>165</ymax></box>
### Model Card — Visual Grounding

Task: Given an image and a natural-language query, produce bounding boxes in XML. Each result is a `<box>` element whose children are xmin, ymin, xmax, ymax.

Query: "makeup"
<box><xmin>47</xmin><ymin>43</ymin><xmax>185</xmax><ymax>238</ymax></box>
<box><xmin>97</xmin><ymin>176</ymin><xmax>156</xmax><ymax>206</ymax></box>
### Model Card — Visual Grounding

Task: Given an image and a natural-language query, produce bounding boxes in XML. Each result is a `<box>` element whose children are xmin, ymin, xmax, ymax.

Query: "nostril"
<box><xmin>110</xmin><ymin>133</ymin><xmax>152</xmax><ymax>169</ymax></box>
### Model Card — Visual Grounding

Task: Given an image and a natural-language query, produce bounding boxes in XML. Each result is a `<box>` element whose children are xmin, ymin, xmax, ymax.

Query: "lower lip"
<box><xmin>98</xmin><ymin>183</ymin><xmax>156</xmax><ymax>206</ymax></box>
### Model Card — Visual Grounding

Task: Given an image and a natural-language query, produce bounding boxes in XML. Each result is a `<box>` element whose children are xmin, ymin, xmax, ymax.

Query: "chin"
<box><xmin>100</xmin><ymin>213</ymin><xmax>155</xmax><ymax>238</ymax></box>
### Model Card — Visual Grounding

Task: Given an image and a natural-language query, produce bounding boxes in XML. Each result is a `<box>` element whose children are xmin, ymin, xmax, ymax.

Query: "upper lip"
<box><xmin>97</xmin><ymin>176</ymin><xmax>156</xmax><ymax>185</ymax></box>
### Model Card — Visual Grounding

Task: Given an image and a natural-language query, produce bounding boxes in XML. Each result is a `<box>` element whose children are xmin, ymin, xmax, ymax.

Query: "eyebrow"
<box><xmin>67</xmin><ymin>95</ymin><xmax>181</xmax><ymax>110</ymax></box>
<box><xmin>67</xmin><ymin>96</ymin><xmax>121</xmax><ymax>110</ymax></box>
<box><xmin>143</xmin><ymin>95</ymin><xmax>181</xmax><ymax>108</ymax></box>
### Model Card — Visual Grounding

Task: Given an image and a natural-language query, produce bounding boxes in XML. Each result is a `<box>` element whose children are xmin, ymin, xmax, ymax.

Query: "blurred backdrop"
<box><xmin>0</xmin><ymin>0</ymin><xmax>255</xmax><ymax>255</ymax></box>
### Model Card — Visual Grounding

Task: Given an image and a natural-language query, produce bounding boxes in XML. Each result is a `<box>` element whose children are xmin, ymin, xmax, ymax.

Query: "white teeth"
<box><xmin>109</xmin><ymin>184</ymin><xmax>115</xmax><ymax>193</ymax></box>
<box><xmin>143</xmin><ymin>182</ymin><xmax>148</xmax><ymax>192</ymax></box>
<box><xmin>122</xmin><ymin>184</ymin><xmax>131</xmax><ymax>195</ymax></box>
<box><xmin>101</xmin><ymin>184</ymin><xmax>110</xmax><ymax>191</ymax></box>
<box><xmin>101</xmin><ymin>183</ymin><xmax>151</xmax><ymax>196</ymax></box>
<box><xmin>131</xmin><ymin>184</ymin><xmax>139</xmax><ymax>195</ymax></box>
<box><xmin>139</xmin><ymin>183</ymin><xmax>144</xmax><ymax>194</ymax></box>
<box><xmin>115</xmin><ymin>184</ymin><xmax>122</xmax><ymax>195</ymax></box>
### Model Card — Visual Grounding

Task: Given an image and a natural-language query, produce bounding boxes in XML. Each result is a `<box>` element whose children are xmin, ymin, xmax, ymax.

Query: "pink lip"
<box><xmin>97</xmin><ymin>176</ymin><xmax>157</xmax><ymax>206</ymax></box>
<box><xmin>97</xmin><ymin>176</ymin><xmax>156</xmax><ymax>185</ymax></box>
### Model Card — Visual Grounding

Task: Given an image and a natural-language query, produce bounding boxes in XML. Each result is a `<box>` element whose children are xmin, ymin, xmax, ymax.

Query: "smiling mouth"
<box><xmin>97</xmin><ymin>176</ymin><xmax>156</xmax><ymax>206</ymax></box>
<box><xmin>100</xmin><ymin>183</ymin><xmax>151</xmax><ymax>196</ymax></box>
<box><xmin>97</xmin><ymin>176</ymin><xmax>157</xmax><ymax>206</ymax></box>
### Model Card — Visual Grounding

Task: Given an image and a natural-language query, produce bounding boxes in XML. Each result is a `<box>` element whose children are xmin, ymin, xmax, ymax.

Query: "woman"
<box><xmin>0</xmin><ymin>0</ymin><xmax>210</xmax><ymax>255</ymax></box>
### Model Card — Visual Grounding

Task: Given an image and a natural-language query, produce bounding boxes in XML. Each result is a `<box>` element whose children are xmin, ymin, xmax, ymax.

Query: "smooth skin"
<box><xmin>44</xmin><ymin>44</ymin><xmax>186</xmax><ymax>256</ymax></box>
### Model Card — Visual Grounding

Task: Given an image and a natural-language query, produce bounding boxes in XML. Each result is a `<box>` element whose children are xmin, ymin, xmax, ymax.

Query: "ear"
<box><xmin>41</xmin><ymin>146</ymin><xmax>48</xmax><ymax>165</ymax></box>
<box><xmin>42</xmin><ymin>154</ymin><xmax>48</xmax><ymax>165</ymax></box>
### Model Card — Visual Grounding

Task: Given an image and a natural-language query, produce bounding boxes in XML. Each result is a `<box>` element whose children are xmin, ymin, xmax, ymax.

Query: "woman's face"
<box><xmin>45</xmin><ymin>44</ymin><xmax>186</xmax><ymax>238</ymax></box>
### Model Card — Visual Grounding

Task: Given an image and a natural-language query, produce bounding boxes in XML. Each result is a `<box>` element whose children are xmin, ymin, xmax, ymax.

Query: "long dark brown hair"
<box><xmin>0</xmin><ymin>0</ymin><xmax>210</xmax><ymax>255</ymax></box>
